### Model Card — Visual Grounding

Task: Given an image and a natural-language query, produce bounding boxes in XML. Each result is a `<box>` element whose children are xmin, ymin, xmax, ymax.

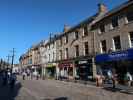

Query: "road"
<box><xmin>0</xmin><ymin>76</ymin><xmax>133</xmax><ymax>100</ymax></box>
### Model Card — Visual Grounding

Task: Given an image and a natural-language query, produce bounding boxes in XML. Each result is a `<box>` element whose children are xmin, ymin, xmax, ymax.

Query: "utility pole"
<box><xmin>6</xmin><ymin>54</ymin><xmax>11</xmax><ymax>69</ymax></box>
<box><xmin>11</xmin><ymin>48</ymin><xmax>15</xmax><ymax>73</ymax></box>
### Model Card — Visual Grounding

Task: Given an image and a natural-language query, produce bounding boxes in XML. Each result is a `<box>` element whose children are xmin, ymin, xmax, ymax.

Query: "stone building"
<box><xmin>93</xmin><ymin>0</ymin><xmax>133</xmax><ymax>83</ymax></box>
<box><xmin>55</xmin><ymin>4</ymin><xmax>108</xmax><ymax>80</ymax></box>
<box><xmin>40</xmin><ymin>35</ymin><xmax>58</xmax><ymax>78</ymax></box>
<box><xmin>19</xmin><ymin>41</ymin><xmax>43</xmax><ymax>75</ymax></box>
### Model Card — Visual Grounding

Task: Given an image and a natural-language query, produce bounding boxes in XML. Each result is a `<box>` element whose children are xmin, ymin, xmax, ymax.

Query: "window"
<box><xmin>65</xmin><ymin>48</ymin><xmax>69</xmax><ymax>59</ymax></box>
<box><xmin>83</xmin><ymin>26</ymin><xmax>88</xmax><ymax>36</ymax></box>
<box><xmin>113</xmin><ymin>36</ymin><xmax>121</xmax><ymax>50</ymax></box>
<box><xmin>53</xmin><ymin>52</ymin><xmax>55</xmax><ymax>61</ymax></box>
<box><xmin>59</xmin><ymin>50</ymin><xmax>62</xmax><ymax>60</ymax></box>
<box><xmin>112</xmin><ymin>17</ymin><xmax>118</xmax><ymax>28</ymax></box>
<box><xmin>29</xmin><ymin>59</ymin><xmax>32</xmax><ymax>64</ymax></box>
<box><xmin>126</xmin><ymin>12</ymin><xmax>133</xmax><ymax>23</ymax></box>
<box><xmin>100</xmin><ymin>40</ymin><xmax>107</xmax><ymax>53</ymax></box>
<box><xmin>99</xmin><ymin>25</ymin><xmax>105</xmax><ymax>33</ymax></box>
<box><xmin>49</xmin><ymin>54</ymin><xmax>50</xmax><ymax>62</ymax></box>
<box><xmin>129</xmin><ymin>32</ymin><xmax>133</xmax><ymax>47</ymax></box>
<box><xmin>75</xmin><ymin>45</ymin><xmax>79</xmax><ymax>57</ymax></box>
<box><xmin>52</xmin><ymin>42</ymin><xmax>54</xmax><ymax>48</ymax></box>
<box><xmin>74</xmin><ymin>31</ymin><xmax>79</xmax><ymax>39</ymax></box>
<box><xmin>48</xmin><ymin>44</ymin><xmax>50</xmax><ymax>50</ymax></box>
<box><xmin>84</xmin><ymin>42</ymin><xmax>89</xmax><ymax>55</ymax></box>
<box><xmin>59</xmin><ymin>38</ymin><xmax>62</xmax><ymax>46</ymax></box>
<box><xmin>65</xmin><ymin>35</ymin><xmax>68</xmax><ymax>44</ymax></box>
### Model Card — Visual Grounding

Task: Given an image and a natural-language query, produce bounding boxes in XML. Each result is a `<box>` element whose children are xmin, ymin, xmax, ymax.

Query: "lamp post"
<box><xmin>10</xmin><ymin>48</ymin><xmax>15</xmax><ymax>73</ymax></box>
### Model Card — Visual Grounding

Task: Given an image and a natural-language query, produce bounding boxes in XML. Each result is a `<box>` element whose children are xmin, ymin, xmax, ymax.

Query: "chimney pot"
<box><xmin>63</xmin><ymin>24</ymin><xmax>70</xmax><ymax>32</ymax></box>
<box><xmin>98</xmin><ymin>3</ymin><xmax>108</xmax><ymax>14</ymax></box>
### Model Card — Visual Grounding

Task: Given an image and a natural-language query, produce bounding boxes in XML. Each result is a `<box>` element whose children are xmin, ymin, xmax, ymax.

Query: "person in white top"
<box><xmin>126</xmin><ymin>72</ymin><xmax>132</xmax><ymax>86</ymax></box>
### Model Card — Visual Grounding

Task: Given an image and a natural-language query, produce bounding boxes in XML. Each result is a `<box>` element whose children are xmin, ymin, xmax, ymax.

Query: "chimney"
<box><xmin>98</xmin><ymin>3</ymin><xmax>108</xmax><ymax>14</ymax></box>
<box><xmin>63</xmin><ymin>24</ymin><xmax>70</xmax><ymax>32</ymax></box>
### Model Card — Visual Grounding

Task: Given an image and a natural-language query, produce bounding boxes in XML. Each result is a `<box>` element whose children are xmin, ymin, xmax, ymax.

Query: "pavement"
<box><xmin>0</xmin><ymin>76</ymin><xmax>133</xmax><ymax>100</ymax></box>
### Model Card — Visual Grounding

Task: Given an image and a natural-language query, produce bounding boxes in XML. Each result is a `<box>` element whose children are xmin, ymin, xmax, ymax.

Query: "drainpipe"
<box><xmin>92</xmin><ymin>31</ymin><xmax>97</xmax><ymax>80</ymax></box>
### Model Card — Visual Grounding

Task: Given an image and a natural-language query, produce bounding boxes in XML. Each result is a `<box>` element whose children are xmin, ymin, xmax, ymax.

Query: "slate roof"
<box><xmin>93</xmin><ymin>0</ymin><xmax>133</xmax><ymax>24</ymax></box>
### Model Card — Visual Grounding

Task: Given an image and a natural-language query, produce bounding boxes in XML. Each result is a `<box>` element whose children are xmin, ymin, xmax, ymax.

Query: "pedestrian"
<box><xmin>125</xmin><ymin>72</ymin><xmax>132</xmax><ymax>86</ymax></box>
<box><xmin>7</xmin><ymin>70</ymin><xmax>11</xmax><ymax>84</ymax></box>
<box><xmin>96</xmin><ymin>74</ymin><xmax>104</xmax><ymax>87</ymax></box>
<box><xmin>9</xmin><ymin>73</ymin><xmax>17</xmax><ymax>89</ymax></box>
<box><xmin>2</xmin><ymin>70</ymin><xmax>8</xmax><ymax>86</ymax></box>
<box><xmin>22</xmin><ymin>71</ymin><xmax>26</xmax><ymax>80</ymax></box>
<box><xmin>107</xmin><ymin>69</ymin><xmax>113</xmax><ymax>83</ymax></box>
<box><xmin>112</xmin><ymin>69</ymin><xmax>117</xmax><ymax>88</ymax></box>
<box><xmin>26</xmin><ymin>69</ymin><xmax>30</xmax><ymax>80</ymax></box>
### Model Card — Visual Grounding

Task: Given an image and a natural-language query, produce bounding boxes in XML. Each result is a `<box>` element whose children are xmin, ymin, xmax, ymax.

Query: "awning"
<box><xmin>95</xmin><ymin>48</ymin><xmax>133</xmax><ymax>63</ymax></box>
<box><xmin>58</xmin><ymin>62</ymin><xmax>73</xmax><ymax>68</ymax></box>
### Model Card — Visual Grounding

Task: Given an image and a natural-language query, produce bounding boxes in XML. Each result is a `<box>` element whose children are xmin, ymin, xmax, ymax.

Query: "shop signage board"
<box><xmin>95</xmin><ymin>48</ymin><xmax>133</xmax><ymax>63</ymax></box>
<box><xmin>78</xmin><ymin>60</ymin><xmax>88</xmax><ymax>64</ymax></box>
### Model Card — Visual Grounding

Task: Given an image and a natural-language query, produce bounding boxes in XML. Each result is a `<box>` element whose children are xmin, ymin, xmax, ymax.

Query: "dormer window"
<box><xmin>111</xmin><ymin>17</ymin><xmax>118</xmax><ymax>28</ymax></box>
<box><xmin>126</xmin><ymin>11</ymin><xmax>133</xmax><ymax>23</ymax></box>
<box><xmin>65</xmin><ymin>34</ymin><xmax>68</xmax><ymax>44</ymax></box>
<box><xmin>83</xmin><ymin>26</ymin><xmax>88</xmax><ymax>36</ymax></box>
<box><xmin>74</xmin><ymin>31</ymin><xmax>79</xmax><ymax>39</ymax></box>
<box><xmin>99</xmin><ymin>24</ymin><xmax>105</xmax><ymax>34</ymax></box>
<box><xmin>59</xmin><ymin>38</ymin><xmax>62</xmax><ymax>46</ymax></box>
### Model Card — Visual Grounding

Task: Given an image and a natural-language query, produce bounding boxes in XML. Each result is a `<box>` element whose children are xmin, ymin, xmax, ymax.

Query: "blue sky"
<box><xmin>0</xmin><ymin>0</ymin><xmax>127</xmax><ymax>63</ymax></box>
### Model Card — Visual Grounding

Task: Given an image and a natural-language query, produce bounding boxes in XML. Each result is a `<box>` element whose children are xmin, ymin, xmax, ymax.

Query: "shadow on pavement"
<box><xmin>102</xmin><ymin>86</ymin><xmax>133</xmax><ymax>95</ymax></box>
<box><xmin>0</xmin><ymin>81</ymin><xmax>22</xmax><ymax>100</ymax></box>
<box><xmin>43</xmin><ymin>97</ymin><xmax>68</xmax><ymax>100</ymax></box>
<box><xmin>54</xmin><ymin>97</ymin><xmax>68</xmax><ymax>100</ymax></box>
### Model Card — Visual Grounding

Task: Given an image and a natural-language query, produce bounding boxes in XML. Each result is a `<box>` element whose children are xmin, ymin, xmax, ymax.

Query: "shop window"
<box><xmin>83</xmin><ymin>26</ymin><xmax>88</xmax><ymax>36</ymax></box>
<box><xmin>126</xmin><ymin>11</ymin><xmax>133</xmax><ymax>23</ymax></box>
<box><xmin>99</xmin><ymin>24</ymin><xmax>105</xmax><ymax>33</ymax></box>
<box><xmin>113</xmin><ymin>36</ymin><xmax>121</xmax><ymax>51</ymax></box>
<box><xmin>100</xmin><ymin>40</ymin><xmax>107</xmax><ymax>53</ymax></box>
<box><xmin>111</xmin><ymin>17</ymin><xmax>119</xmax><ymax>28</ymax></box>
<box><xmin>68</xmin><ymin>67</ymin><xmax>73</xmax><ymax>76</ymax></box>
<box><xmin>65</xmin><ymin>48</ymin><xmax>69</xmax><ymax>59</ymax></box>
<box><xmin>75</xmin><ymin>45</ymin><xmax>79</xmax><ymax>57</ymax></box>
<box><xmin>84</xmin><ymin>42</ymin><xmax>89</xmax><ymax>56</ymax></box>
<box><xmin>129</xmin><ymin>32</ymin><xmax>133</xmax><ymax>47</ymax></box>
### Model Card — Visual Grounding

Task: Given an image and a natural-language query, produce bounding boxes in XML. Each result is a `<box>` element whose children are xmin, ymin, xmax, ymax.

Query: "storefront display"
<box><xmin>46</xmin><ymin>63</ymin><xmax>56</xmax><ymax>78</ymax></box>
<box><xmin>95</xmin><ymin>48</ymin><xmax>133</xmax><ymax>84</ymax></box>
<box><xmin>58</xmin><ymin>61</ymin><xmax>74</xmax><ymax>79</ymax></box>
<box><xmin>75</xmin><ymin>59</ymin><xmax>93</xmax><ymax>81</ymax></box>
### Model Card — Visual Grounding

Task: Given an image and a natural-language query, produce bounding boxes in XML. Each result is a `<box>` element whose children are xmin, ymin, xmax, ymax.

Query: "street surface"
<box><xmin>0</xmin><ymin>76</ymin><xmax>133</xmax><ymax>100</ymax></box>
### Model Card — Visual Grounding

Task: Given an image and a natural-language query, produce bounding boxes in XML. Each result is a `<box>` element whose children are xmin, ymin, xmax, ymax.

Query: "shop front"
<box><xmin>75</xmin><ymin>59</ymin><xmax>93</xmax><ymax>81</ymax></box>
<box><xmin>31</xmin><ymin>65</ymin><xmax>42</xmax><ymax>76</ymax></box>
<box><xmin>95</xmin><ymin>48</ymin><xmax>133</xmax><ymax>84</ymax></box>
<box><xmin>45</xmin><ymin>63</ymin><xmax>56</xmax><ymax>78</ymax></box>
<box><xmin>58</xmin><ymin>61</ymin><xmax>74</xmax><ymax>79</ymax></box>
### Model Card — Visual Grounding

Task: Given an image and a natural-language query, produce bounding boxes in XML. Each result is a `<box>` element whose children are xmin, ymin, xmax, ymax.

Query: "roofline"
<box><xmin>93</xmin><ymin>0</ymin><xmax>133</xmax><ymax>25</ymax></box>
